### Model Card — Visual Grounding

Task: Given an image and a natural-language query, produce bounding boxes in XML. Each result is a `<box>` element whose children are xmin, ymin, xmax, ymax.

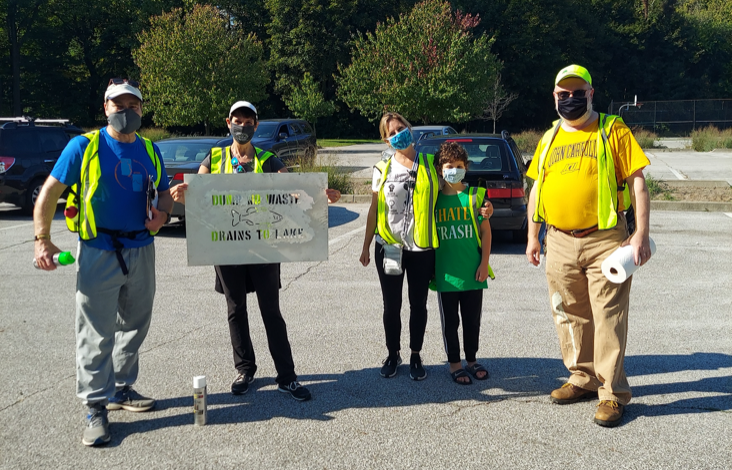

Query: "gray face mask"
<box><xmin>107</xmin><ymin>108</ymin><xmax>141</xmax><ymax>134</ymax></box>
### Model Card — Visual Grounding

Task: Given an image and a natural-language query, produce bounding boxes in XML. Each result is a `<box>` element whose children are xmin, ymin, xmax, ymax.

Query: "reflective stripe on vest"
<box><xmin>468</xmin><ymin>186</ymin><xmax>486</xmax><ymax>249</ymax></box>
<box><xmin>64</xmin><ymin>130</ymin><xmax>162</xmax><ymax>239</ymax></box>
<box><xmin>209</xmin><ymin>146</ymin><xmax>273</xmax><ymax>174</ymax></box>
<box><xmin>532</xmin><ymin>113</ymin><xmax>622</xmax><ymax>230</ymax></box>
<box><xmin>374</xmin><ymin>153</ymin><xmax>439</xmax><ymax>249</ymax></box>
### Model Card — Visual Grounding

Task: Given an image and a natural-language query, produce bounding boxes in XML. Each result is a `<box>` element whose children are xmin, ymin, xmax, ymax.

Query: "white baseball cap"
<box><xmin>104</xmin><ymin>82</ymin><xmax>143</xmax><ymax>102</ymax></box>
<box><xmin>229</xmin><ymin>101</ymin><xmax>257</xmax><ymax>118</ymax></box>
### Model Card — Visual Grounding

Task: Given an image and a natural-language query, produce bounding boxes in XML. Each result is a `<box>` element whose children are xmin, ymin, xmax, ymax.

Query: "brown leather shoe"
<box><xmin>550</xmin><ymin>383</ymin><xmax>598</xmax><ymax>404</ymax></box>
<box><xmin>594</xmin><ymin>400</ymin><xmax>624</xmax><ymax>427</ymax></box>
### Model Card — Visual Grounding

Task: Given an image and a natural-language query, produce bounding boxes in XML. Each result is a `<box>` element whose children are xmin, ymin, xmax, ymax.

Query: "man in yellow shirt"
<box><xmin>525</xmin><ymin>65</ymin><xmax>653</xmax><ymax>427</ymax></box>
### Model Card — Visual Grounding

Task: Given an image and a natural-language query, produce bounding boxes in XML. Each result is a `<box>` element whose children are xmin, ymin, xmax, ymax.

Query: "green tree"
<box><xmin>337</xmin><ymin>0</ymin><xmax>500</xmax><ymax>124</ymax></box>
<box><xmin>134</xmin><ymin>4</ymin><xmax>269</xmax><ymax>134</ymax></box>
<box><xmin>283</xmin><ymin>72</ymin><xmax>337</xmax><ymax>134</ymax></box>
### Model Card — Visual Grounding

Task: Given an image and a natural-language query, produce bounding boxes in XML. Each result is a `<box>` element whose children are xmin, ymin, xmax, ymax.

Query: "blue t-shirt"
<box><xmin>51</xmin><ymin>128</ymin><xmax>169</xmax><ymax>251</ymax></box>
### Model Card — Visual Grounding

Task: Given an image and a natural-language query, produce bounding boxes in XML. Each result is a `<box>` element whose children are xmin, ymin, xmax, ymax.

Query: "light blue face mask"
<box><xmin>388</xmin><ymin>128</ymin><xmax>413</xmax><ymax>150</ymax></box>
<box><xmin>442</xmin><ymin>168</ymin><xmax>466</xmax><ymax>184</ymax></box>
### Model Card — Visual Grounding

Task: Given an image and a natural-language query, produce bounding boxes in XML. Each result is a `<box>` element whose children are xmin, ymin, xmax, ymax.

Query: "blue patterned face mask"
<box><xmin>388</xmin><ymin>128</ymin><xmax>413</xmax><ymax>150</ymax></box>
<box><xmin>442</xmin><ymin>168</ymin><xmax>466</xmax><ymax>184</ymax></box>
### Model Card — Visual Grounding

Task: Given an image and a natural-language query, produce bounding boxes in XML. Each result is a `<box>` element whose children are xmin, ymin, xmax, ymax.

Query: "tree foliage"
<box><xmin>338</xmin><ymin>0</ymin><xmax>499</xmax><ymax>124</ymax></box>
<box><xmin>134</xmin><ymin>4</ymin><xmax>269</xmax><ymax>134</ymax></box>
<box><xmin>478</xmin><ymin>73</ymin><xmax>518</xmax><ymax>134</ymax></box>
<box><xmin>283</xmin><ymin>72</ymin><xmax>337</xmax><ymax>133</ymax></box>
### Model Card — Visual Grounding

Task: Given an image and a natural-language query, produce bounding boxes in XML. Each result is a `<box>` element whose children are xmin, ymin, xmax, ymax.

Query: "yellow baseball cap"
<box><xmin>555</xmin><ymin>64</ymin><xmax>592</xmax><ymax>86</ymax></box>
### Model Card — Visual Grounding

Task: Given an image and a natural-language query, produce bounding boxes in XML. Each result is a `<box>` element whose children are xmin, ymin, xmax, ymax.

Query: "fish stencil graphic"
<box><xmin>231</xmin><ymin>207</ymin><xmax>283</xmax><ymax>227</ymax></box>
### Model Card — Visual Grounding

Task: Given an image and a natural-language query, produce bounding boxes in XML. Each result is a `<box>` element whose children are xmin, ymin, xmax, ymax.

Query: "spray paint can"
<box><xmin>33</xmin><ymin>251</ymin><xmax>75</xmax><ymax>269</ymax></box>
<box><xmin>193</xmin><ymin>376</ymin><xmax>207</xmax><ymax>426</ymax></box>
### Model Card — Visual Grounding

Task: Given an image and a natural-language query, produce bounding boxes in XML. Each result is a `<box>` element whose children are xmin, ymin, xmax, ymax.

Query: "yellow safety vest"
<box><xmin>375</xmin><ymin>153</ymin><xmax>439</xmax><ymax>249</ymax></box>
<box><xmin>209</xmin><ymin>146</ymin><xmax>274</xmax><ymax>174</ymax></box>
<box><xmin>65</xmin><ymin>130</ymin><xmax>162</xmax><ymax>239</ymax></box>
<box><xmin>532</xmin><ymin>113</ymin><xmax>625</xmax><ymax>230</ymax></box>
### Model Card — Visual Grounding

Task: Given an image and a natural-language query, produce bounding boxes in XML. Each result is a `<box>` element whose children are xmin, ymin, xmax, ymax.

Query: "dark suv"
<box><xmin>414</xmin><ymin>131</ymin><xmax>529</xmax><ymax>241</ymax></box>
<box><xmin>216</xmin><ymin>118</ymin><xmax>317</xmax><ymax>162</ymax></box>
<box><xmin>0</xmin><ymin>118</ymin><xmax>83</xmax><ymax>213</ymax></box>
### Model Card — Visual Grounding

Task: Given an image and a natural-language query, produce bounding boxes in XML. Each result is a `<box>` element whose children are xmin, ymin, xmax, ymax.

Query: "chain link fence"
<box><xmin>608</xmin><ymin>99</ymin><xmax>732</xmax><ymax>135</ymax></box>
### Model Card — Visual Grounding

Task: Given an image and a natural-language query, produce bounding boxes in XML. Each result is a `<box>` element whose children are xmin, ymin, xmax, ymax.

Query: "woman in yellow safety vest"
<box><xmin>359</xmin><ymin>112</ymin><xmax>494</xmax><ymax>381</ymax></box>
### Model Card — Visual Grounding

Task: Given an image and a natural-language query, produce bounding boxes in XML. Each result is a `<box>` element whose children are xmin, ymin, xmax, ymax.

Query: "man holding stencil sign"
<box><xmin>525</xmin><ymin>65</ymin><xmax>652</xmax><ymax>427</ymax></box>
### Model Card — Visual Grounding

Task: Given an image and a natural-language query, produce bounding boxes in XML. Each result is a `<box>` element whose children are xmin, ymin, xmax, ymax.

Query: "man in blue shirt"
<box><xmin>33</xmin><ymin>79</ymin><xmax>173</xmax><ymax>446</ymax></box>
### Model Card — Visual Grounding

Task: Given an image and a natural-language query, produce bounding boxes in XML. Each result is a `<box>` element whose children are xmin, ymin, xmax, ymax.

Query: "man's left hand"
<box><xmin>145</xmin><ymin>206</ymin><xmax>168</xmax><ymax>233</ymax></box>
<box><xmin>622</xmin><ymin>232</ymin><xmax>652</xmax><ymax>266</ymax></box>
<box><xmin>479</xmin><ymin>200</ymin><xmax>493</xmax><ymax>219</ymax></box>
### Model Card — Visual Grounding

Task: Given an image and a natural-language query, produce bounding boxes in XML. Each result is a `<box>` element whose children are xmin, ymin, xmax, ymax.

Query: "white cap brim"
<box><xmin>229</xmin><ymin>100</ymin><xmax>257</xmax><ymax>118</ymax></box>
<box><xmin>105</xmin><ymin>83</ymin><xmax>143</xmax><ymax>102</ymax></box>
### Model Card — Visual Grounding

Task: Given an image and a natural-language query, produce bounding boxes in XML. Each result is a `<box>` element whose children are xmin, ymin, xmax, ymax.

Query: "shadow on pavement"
<box><xmin>328</xmin><ymin>206</ymin><xmax>359</xmax><ymax>228</ymax></box>
<box><xmin>106</xmin><ymin>353</ymin><xmax>730</xmax><ymax>442</ymax></box>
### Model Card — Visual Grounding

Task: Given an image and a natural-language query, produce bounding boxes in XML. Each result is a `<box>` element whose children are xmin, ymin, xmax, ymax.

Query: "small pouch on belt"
<box><xmin>382</xmin><ymin>243</ymin><xmax>403</xmax><ymax>276</ymax></box>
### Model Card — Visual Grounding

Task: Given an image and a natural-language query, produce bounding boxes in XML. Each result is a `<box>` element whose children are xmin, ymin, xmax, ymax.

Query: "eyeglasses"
<box><xmin>555</xmin><ymin>89</ymin><xmax>589</xmax><ymax>100</ymax></box>
<box><xmin>231</xmin><ymin>157</ymin><xmax>247</xmax><ymax>173</ymax></box>
<box><xmin>108</xmin><ymin>78</ymin><xmax>140</xmax><ymax>88</ymax></box>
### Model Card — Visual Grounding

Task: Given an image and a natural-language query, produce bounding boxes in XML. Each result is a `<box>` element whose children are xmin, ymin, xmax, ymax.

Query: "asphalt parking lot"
<box><xmin>0</xmin><ymin>203</ymin><xmax>730</xmax><ymax>469</ymax></box>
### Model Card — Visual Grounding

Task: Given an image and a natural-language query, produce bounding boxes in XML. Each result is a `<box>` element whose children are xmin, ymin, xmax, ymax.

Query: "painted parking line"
<box><xmin>725</xmin><ymin>213</ymin><xmax>732</xmax><ymax>219</ymax></box>
<box><xmin>669</xmin><ymin>167</ymin><xmax>689</xmax><ymax>180</ymax></box>
<box><xmin>329</xmin><ymin>226</ymin><xmax>365</xmax><ymax>246</ymax></box>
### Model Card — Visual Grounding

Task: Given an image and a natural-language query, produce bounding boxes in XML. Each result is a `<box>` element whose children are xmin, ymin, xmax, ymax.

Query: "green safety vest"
<box><xmin>65</xmin><ymin>130</ymin><xmax>162</xmax><ymax>239</ymax></box>
<box><xmin>374</xmin><ymin>153</ymin><xmax>439</xmax><ymax>249</ymax></box>
<box><xmin>532</xmin><ymin>113</ymin><xmax>626</xmax><ymax>230</ymax></box>
<box><xmin>209</xmin><ymin>146</ymin><xmax>274</xmax><ymax>174</ymax></box>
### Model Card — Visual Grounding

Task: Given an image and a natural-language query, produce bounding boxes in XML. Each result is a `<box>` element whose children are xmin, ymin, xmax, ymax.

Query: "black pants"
<box><xmin>375</xmin><ymin>244</ymin><xmax>435</xmax><ymax>355</ymax></box>
<box><xmin>214</xmin><ymin>263</ymin><xmax>296</xmax><ymax>386</ymax></box>
<box><xmin>437</xmin><ymin>289</ymin><xmax>483</xmax><ymax>364</ymax></box>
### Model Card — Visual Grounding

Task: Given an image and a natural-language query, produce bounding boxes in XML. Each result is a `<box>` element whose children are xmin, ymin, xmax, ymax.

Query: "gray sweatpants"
<box><xmin>75</xmin><ymin>242</ymin><xmax>156</xmax><ymax>406</ymax></box>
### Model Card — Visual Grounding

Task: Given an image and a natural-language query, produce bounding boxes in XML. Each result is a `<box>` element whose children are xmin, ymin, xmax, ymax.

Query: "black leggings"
<box><xmin>375</xmin><ymin>243</ymin><xmax>435</xmax><ymax>355</ymax></box>
<box><xmin>437</xmin><ymin>290</ymin><xmax>483</xmax><ymax>363</ymax></box>
<box><xmin>214</xmin><ymin>263</ymin><xmax>296</xmax><ymax>386</ymax></box>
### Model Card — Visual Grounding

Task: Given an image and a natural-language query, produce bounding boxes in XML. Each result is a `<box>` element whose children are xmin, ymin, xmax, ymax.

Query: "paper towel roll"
<box><xmin>601</xmin><ymin>237</ymin><xmax>657</xmax><ymax>284</ymax></box>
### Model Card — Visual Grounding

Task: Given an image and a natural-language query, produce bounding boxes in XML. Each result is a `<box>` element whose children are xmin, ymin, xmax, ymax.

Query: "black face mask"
<box><xmin>557</xmin><ymin>96</ymin><xmax>589</xmax><ymax>121</ymax></box>
<box><xmin>231</xmin><ymin>123</ymin><xmax>255</xmax><ymax>145</ymax></box>
<box><xmin>107</xmin><ymin>108</ymin><xmax>141</xmax><ymax>134</ymax></box>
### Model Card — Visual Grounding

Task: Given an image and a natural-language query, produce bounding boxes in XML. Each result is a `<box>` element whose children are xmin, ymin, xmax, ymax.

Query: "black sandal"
<box><xmin>450</xmin><ymin>369</ymin><xmax>473</xmax><ymax>385</ymax></box>
<box><xmin>465</xmin><ymin>363</ymin><xmax>489</xmax><ymax>380</ymax></box>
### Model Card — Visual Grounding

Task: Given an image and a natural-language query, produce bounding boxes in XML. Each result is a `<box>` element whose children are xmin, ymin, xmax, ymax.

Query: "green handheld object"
<box><xmin>33</xmin><ymin>251</ymin><xmax>76</xmax><ymax>269</ymax></box>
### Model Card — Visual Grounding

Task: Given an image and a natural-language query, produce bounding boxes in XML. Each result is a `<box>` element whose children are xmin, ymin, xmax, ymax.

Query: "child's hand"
<box><xmin>475</xmin><ymin>263</ymin><xmax>492</xmax><ymax>282</ymax></box>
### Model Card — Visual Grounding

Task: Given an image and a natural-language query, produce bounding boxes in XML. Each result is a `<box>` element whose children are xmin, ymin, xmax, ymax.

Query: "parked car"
<box><xmin>216</xmin><ymin>118</ymin><xmax>317</xmax><ymax>163</ymax></box>
<box><xmin>412</xmin><ymin>125</ymin><xmax>458</xmax><ymax>142</ymax></box>
<box><xmin>0</xmin><ymin>117</ymin><xmax>83</xmax><ymax>213</ymax></box>
<box><xmin>414</xmin><ymin>131</ymin><xmax>529</xmax><ymax>241</ymax></box>
<box><xmin>156</xmin><ymin>136</ymin><xmax>227</xmax><ymax>219</ymax></box>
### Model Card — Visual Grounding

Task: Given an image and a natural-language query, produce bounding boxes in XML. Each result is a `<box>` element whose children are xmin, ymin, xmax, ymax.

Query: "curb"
<box><xmin>650</xmin><ymin>201</ymin><xmax>732</xmax><ymax>212</ymax></box>
<box><xmin>334</xmin><ymin>194</ymin><xmax>373</xmax><ymax>204</ymax></box>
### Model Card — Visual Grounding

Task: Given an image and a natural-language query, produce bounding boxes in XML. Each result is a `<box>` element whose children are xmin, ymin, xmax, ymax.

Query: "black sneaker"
<box><xmin>380</xmin><ymin>354</ymin><xmax>402</xmax><ymax>378</ymax></box>
<box><xmin>409</xmin><ymin>354</ymin><xmax>427</xmax><ymax>381</ymax></box>
<box><xmin>231</xmin><ymin>373</ymin><xmax>254</xmax><ymax>395</ymax></box>
<box><xmin>278</xmin><ymin>381</ymin><xmax>312</xmax><ymax>401</ymax></box>
<box><xmin>82</xmin><ymin>404</ymin><xmax>111</xmax><ymax>447</ymax></box>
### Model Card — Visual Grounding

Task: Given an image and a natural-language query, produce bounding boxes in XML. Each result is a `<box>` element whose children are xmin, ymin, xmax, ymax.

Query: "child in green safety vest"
<box><xmin>433</xmin><ymin>141</ymin><xmax>494</xmax><ymax>385</ymax></box>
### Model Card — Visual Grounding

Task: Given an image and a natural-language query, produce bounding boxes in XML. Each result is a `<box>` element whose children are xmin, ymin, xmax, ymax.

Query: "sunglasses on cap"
<box><xmin>108</xmin><ymin>78</ymin><xmax>140</xmax><ymax>88</ymax></box>
<box><xmin>554</xmin><ymin>89</ymin><xmax>589</xmax><ymax>100</ymax></box>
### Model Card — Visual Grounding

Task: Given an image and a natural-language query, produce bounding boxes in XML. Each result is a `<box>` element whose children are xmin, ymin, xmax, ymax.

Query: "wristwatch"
<box><xmin>34</xmin><ymin>234</ymin><xmax>51</xmax><ymax>241</ymax></box>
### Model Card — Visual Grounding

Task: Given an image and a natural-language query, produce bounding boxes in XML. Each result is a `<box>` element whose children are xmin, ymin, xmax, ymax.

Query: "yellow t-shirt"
<box><xmin>527</xmin><ymin>118</ymin><xmax>650</xmax><ymax>230</ymax></box>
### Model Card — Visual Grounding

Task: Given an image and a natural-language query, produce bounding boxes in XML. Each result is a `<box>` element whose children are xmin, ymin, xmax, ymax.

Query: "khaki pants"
<box><xmin>545</xmin><ymin>217</ymin><xmax>632</xmax><ymax>405</ymax></box>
